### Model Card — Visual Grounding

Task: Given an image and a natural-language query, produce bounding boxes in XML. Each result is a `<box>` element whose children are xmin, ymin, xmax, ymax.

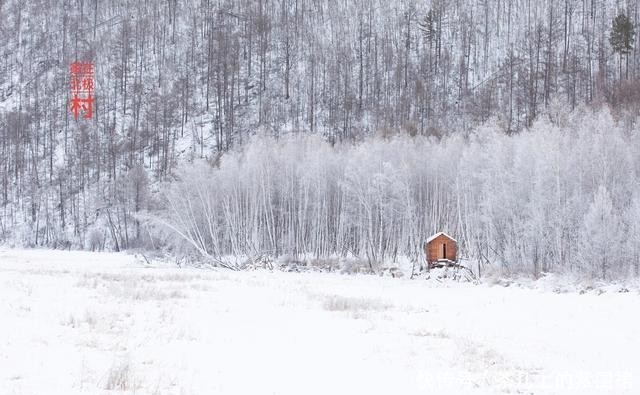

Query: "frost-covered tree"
<box><xmin>579</xmin><ymin>186</ymin><xmax>622</xmax><ymax>279</ymax></box>
<box><xmin>625</xmin><ymin>195</ymin><xmax>640</xmax><ymax>276</ymax></box>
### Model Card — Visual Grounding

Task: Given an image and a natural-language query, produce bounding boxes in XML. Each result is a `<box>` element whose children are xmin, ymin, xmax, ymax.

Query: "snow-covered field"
<box><xmin>1</xmin><ymin>249</ymin><xmax>638</xmax><ymax>395</ymax></box>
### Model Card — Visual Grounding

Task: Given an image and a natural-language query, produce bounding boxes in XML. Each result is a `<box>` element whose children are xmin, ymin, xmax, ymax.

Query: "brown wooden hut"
<box><xmin>425</xmin><ymin>232</ymin><xmax>457</xmax><ymax>268</ymax></box>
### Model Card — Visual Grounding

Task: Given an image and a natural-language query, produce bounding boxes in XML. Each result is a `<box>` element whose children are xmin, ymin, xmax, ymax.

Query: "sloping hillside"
<box><xmin>0</xmin><ymin>0</ymin><xmax>638</xmax><ymax>249</ymax></box>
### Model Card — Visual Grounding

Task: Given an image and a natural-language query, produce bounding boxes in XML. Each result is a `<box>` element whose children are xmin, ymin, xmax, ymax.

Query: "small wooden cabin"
<box><xmin>425</xmin><ymin>232</ymin><xmax>457</xmax><ymax>268</ymax></box>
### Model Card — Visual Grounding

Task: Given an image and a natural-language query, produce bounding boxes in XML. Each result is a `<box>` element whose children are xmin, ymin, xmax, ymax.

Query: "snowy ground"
<box><xmin>1</xmin><ymin>249</ymin><xmax>638</xmax><ymax>395</ymax></box>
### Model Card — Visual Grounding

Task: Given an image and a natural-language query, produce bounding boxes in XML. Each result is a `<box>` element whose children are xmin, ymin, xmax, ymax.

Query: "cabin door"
<box><xmin>442</xmin><ymin>243</ymin><xmax>447</xmax><ymax>259</ymax></box>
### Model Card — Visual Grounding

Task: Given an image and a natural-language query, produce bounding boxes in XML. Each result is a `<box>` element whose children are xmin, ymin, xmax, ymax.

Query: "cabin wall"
<box><xmin>425</xmin><ymin>235</ymin><xmax>457</xmax><ymax>263</ymax></box>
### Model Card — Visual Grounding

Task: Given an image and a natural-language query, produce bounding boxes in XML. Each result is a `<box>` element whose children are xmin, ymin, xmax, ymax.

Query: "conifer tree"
<box><xmin>610</xmin><ymin>12</ymin><xmax>635</xmax><ymax>80</ymax></box>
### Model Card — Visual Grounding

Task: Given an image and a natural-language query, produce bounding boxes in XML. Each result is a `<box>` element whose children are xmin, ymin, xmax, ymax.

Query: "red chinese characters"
<box><xmin>69</xmin><ymin>62</ymin><xmax>94</xmax><ymax>120</ymax></box>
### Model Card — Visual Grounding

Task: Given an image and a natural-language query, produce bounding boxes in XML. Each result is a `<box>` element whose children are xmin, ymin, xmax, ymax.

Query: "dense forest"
<box><xmin>1</xmin><ymin>0</ymin><xmax>639</xmax><ymax>277</ymax></box>
<box><xmin>159</xmin><ymin>109</ymin><xmax>640</xmax><ymax>279</ymax></box>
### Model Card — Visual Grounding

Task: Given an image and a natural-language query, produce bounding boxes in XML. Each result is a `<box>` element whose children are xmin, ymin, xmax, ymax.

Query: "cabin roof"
<box><xmin>426</xmin><ymin>232</ymin><xmax>457</xmax><ymax>243</ymax></box>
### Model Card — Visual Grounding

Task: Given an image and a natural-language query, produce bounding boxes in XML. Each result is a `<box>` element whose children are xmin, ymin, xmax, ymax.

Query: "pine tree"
<box><xmin>419</xmin><ymin>9</ymin><xmax>437</xmax><ymax>44</ymax></box>
<box><xmin>609</xmin><ymin>12</ymin><xmax>635</xmax><ymax>80</ymax></box>
<box><xmin>418</xmin><ymin>8</ymin><xmax>440</xmax><ymax>70</ymax></box>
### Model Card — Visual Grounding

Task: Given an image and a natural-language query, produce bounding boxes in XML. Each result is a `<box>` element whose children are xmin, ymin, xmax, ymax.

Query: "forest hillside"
<box><xmin>1</xmin><ymin>0</ymin><xmax>639</xmax><ymax>278</ymax></box>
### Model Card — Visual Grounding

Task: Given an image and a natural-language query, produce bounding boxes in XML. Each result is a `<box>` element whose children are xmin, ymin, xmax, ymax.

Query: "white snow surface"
<box><xmin>1</xmin><ymin>248</ymin><xmax>638</xmax><ymax>395</ymax></box>
<box><xmin>426</xmin><ymin>232</ymin><xmax>457</xmax><ymax>243</ymax></box>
